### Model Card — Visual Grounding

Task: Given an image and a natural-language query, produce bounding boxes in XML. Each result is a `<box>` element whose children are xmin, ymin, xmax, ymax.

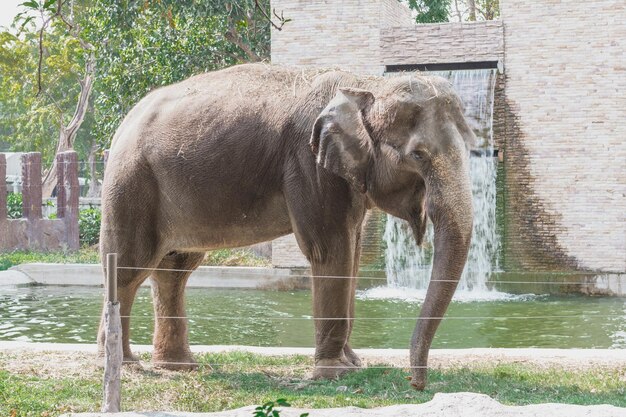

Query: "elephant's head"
<box><xmin>310</xmin><ymin>75</ymin><xmax>475</xmax><ymax>389</ymax></box>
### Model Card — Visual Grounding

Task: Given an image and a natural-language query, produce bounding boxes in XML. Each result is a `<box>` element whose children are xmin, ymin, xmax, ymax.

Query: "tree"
<box><xmin>0</xmin><ymin>6</ymin><xmax>92</xmax><ymax>169</ymax></box>
<box><xmin>450</xmin><ymin>0</ymin><xmax>499</xmax><ymax>22</ymax></box>
<box><xmin>405</xmin><ymin>0</ymin><xmax>499</xmax><ymax>23</ymax></box>
<box><xmin>406</xmin><ymin>0</ymin><xmax>451</xmax><ymax>23</ymax></box>
<box><xmin>1</xmin><ymin>0</ymin><xmax>276</xmax><ymax>196</ymax></box>
<box><xmin>7</xmin><ymin>0</ymin><xmax>94</xmax><ymax>196</ymax></box>
<box><xmin>83</xmin><ymin>0</ymin><xmax>275</xmax><ymax>159</ymax></box>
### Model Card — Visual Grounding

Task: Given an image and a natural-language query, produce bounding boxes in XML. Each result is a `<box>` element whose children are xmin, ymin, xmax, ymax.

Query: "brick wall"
<box><xmin>270</xmin><ymin>0</ymin><xmax>626</xmax><ymax>273</ymax></box>
<box><xmin>501</xmin><ymin>1</ymin><xmax>626</xmax><ymax>272</ymax></box>
<box><xmin>271</xmin><ymin>0</ymin><xmax>413</xmax><ymax>75</ymax></box>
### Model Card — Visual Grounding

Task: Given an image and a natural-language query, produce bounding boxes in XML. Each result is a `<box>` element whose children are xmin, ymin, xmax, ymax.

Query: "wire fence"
<box><xmin>1</xmin><ymin>263</ymin><xmax>624</xmax><ymax>324</ymax></box>
<box><xmin>12</xmin><ymin>263</ymin><xmax>626</xmax><ymax>279</ymax></box>
<box><xmin>1</xmin><ymin>254</ymin><xmax>625</xmax><ymax>410</ymax></box>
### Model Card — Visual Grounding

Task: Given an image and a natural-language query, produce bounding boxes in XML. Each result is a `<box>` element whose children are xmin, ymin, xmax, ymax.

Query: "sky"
<box><xmin>1</xmin><ymin>0</ymin><xmax>25</xmax><ymax>31</ymax></box>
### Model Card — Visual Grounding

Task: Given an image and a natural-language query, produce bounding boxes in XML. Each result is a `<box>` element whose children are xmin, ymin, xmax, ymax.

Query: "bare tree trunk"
<box><xmin>86</xmin><ymin>141</ymin><xmax>101</xmax><ymax>198</ymax></box>
<box><xmin>224</xmin><ymin>12</ymin><xmax>261</xmax><ymax>62</ymax></box>
<box><xmin>454</xmin><ymin>0</ymin><xmax>463</xmax><ymax>22</ymax></box>
<box><xmin>484</xmin><ymin>0</ymin><xmax>499</xmax><ymax>20</ymax></box>
<box><xmin>42</xmin><ymin>53</ymin><xmax>95</xmax><ymax>197</ymax></box>
<box><xmin>467</xmin><ymin>0</ymin><xmax>477</xmax><ymax>21</ymax></box>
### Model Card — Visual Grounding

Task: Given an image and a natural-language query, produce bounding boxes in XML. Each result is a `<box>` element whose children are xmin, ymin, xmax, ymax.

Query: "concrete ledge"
<box><xmin>0</xmin><ymin>269</ymin><xmax>35</xmax><ymax>286</ymax></box>
<box><xmin>9</xmin><ymin>263</ymin><xmax>311</xmax><ymax>289</ymax></box>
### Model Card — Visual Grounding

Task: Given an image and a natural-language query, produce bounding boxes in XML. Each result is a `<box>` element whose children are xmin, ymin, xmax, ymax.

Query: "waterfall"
<box><xmin>383</xmin><ymin>69</ymin><xmax>501</xmax><ymax>298</ymax></box>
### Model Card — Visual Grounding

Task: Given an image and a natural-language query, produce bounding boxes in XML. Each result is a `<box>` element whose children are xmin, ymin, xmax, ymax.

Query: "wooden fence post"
<box><xmin>57</xmin><ymin>151</ymin><xmax>80</xmax><ymax>249</ymax></box>
<box><xmin>0</xmin><ymin>154</ymin><xmax>6</xmax><ymax>220</ymax></box>
<box><xmin>102</xmin><ymin>253</ymin><xmax>122</xmax><ymax>413</ymax></box>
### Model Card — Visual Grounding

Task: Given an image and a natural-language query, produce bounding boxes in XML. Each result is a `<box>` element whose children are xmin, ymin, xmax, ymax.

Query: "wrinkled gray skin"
<box><xmin>98</xmin><ymin>64</ymin><xmax>474</xmax><ymax>390</ymax></box>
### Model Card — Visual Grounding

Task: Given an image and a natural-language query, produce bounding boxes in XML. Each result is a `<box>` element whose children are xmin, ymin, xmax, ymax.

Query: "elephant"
<box><xmin>98</xmin><ymin>63</ymin><xmax>474</xmax><ymax>390</ymax></box>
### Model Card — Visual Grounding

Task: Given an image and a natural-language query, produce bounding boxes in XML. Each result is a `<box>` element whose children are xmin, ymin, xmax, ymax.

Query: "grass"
<box><xmin>0</xmin><ymin>248</ymin><xmax>270</xmax><ymax>271</ymax></box>
<box><xmin>0</xmin><ymin>248</ymin><xmax>101</xmax><ymax>270</ymax></box>
<box><xmin>202</xmin><ymin>249</ymin><xmax>271</xmax><ymax>267</ymax></box>
<box><xmin>0</xmin><ymin>352</ymin><xmax>624</xmax><ymax>416</ymax></box>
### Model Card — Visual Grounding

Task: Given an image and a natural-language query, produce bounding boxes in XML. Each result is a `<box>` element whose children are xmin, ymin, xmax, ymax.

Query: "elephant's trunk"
<box><xmin>409</xmin><ymin>154</ymin><xmax>473</xmax><ymax>390</ymax></box>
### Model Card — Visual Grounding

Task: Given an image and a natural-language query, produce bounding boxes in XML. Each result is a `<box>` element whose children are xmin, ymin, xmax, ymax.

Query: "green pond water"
<box><xmin>1</xmin><ymin>285</ymin><xmax>625</xmax><ymax>349</ymax></box>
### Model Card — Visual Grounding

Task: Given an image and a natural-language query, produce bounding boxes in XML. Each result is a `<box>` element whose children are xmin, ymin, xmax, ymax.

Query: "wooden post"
<box><xmin>102</xmin><ymin>253</ymin><xmax>122</xmax><ymax>413</ymax></box>
<box><xmin>0</xmin><ymin>154</ymin><xmax>6</xmax><ymax>220</ymax></box>
<box><xmin>57</xmin><ymin>151</ymin><xmax>80</xmax><ymax>249</ymax></box>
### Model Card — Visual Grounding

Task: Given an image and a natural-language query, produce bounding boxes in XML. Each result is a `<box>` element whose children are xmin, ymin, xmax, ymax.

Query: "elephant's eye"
<box><xmin>410</xmin><ymin>150</ymin><xmax>426</xmax><ymax>161</ymax></box>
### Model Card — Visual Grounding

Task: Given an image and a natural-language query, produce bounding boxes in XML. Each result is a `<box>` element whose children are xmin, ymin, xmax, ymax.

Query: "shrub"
<box><xmin>79</xmin><ymin>205</ymin><xmax>102</xmax><ymax>247</ymax></box>
<box><xmin>7</xmin><ymin>193</ymin><xmax>22</xmax><ymax>219</ymax></box>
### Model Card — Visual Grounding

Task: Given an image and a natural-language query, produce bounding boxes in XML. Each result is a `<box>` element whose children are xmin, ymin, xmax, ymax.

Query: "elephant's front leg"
<box><xmin>343</xmin><ymin>229</ymin><xmax>363</xmax><ymax>367</ymax></box>
<box><xmin>311</xmin><ymin>255</ymin><xmax>359</xmax><ymax>379</ymax></box>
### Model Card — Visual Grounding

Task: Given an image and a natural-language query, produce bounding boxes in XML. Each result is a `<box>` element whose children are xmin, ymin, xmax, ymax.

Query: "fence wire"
<box><xmin>11</xmin><ymin>264</ymin><xmax>626</xmax><ymax>286</ymax></box>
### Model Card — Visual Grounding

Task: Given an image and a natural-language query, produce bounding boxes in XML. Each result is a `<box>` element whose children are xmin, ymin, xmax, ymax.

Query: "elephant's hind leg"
<box><xmin>97</xmin><ymin>256</ymin><xmax>156</xmax><ymax>365</ymax></box>
<box><xmin>150</xmin><ymin>251</ymin><xmax>205</xmax><ymax>370</ymax></box>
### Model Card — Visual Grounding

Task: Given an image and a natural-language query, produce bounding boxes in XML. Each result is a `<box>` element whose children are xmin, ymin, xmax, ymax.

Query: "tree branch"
<box><xmin>254</xmin><ymin>0</ymin><xmax>289</xmax><ymax>31</ymax></box>
<box><xmin>37</xmin><ymin>23</ymin><xmax>45</xmax><ymax>95</ymax></box>
<box><xmin>224</xmin><ymin>25</ymin><xmax>261</xmax><ymax>62</ymax></box>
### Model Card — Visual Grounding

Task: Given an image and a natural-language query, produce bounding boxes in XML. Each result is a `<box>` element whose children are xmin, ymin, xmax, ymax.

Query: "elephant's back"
<box><xmin>109</xmin><ymin>64</ymin><xmax>311</xmax><ymax>158</ymax></box>
<box><xmin>102</xmin><ymin>64</ymin><xmax>310</xmax><ymax>248</ymax></box>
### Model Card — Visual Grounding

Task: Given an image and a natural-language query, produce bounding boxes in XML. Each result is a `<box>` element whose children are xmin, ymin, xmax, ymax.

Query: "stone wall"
<box><xmin>1</xmin><ymin>151</ymin><xmax>80</xmax><ymax>251</ymax></box>
<box><xmin>381</xmin><ymin>20</ymin><xmax>504</xmax><ymax>67</ymax></box>
<box><xmin>271</xmin><ymin>234</ymin><xmax>309</xmax><ymax>268</ymax></box>
<box><xmin>501</xmin><ymin>1</ymin><xmax>626</xmax><ymax>272</ymax></box>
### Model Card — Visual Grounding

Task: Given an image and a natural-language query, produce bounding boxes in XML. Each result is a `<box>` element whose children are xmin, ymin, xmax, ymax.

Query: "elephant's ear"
<box><xmin>309</xmin><ymin>88</ymin><xmax>375</xmax><ymax>193</ymax></box>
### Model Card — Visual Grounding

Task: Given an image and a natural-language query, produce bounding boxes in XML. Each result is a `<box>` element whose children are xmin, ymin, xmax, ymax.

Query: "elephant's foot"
<box><xmin>123</xmin><ymin>351</ymin><xmax>141</xmax><ymax>365</ymax></box>
<box><xmin>152</xmin><ymin>352</ymin><xmax>198</xmax><ymax>371</ymax></box>
<box><xmin>96</xmin><ymin>350</ymin><xmax>141</xmax><ymax>370</ymax></box>
<box><xmin>312</xmin><ymin>358</ymin><xmax>358</xmax><ymax>380</ymax></box>
<box><xmin>410</xmin><ymin>369</ymin><xmax>427</xmax><ymax>391</ymax></box>
<box><xmin>343</xmin><ymin>344</ymin><xmax>362</xmax><ymax>367</ymax></box>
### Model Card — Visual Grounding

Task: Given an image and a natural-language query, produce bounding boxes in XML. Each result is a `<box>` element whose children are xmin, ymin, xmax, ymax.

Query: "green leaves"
<box><xmin>42</xmin><ymin>0</ymin><xmax>57</xmax><ymax>11</ymax></box>
<box><xmin>78</xmin><ymin>205</ymin><xmax>102</xmax><ymax>247</ymax></box>
<box><xmin>19</xmin><ymin>0</ymin><xmax>40</xmax><ymax>11</ymax></box>
<box><xmin>18</xmin><ymin>0</ymin><xmax>58</xmax><ymax>12</ymax></box>
<box><xmin>407</xmin><ymin>0</ymin><xmax>451</xmax><ymax>23</ymax></box>
<box><xmin>6</xmin><ymin>193</ymin><xmax>23</xmax><ymax>219</ymax></box>
<box><xmin>253</xmin><ymin>398</ymin><xmax>309</xmax><ymax>417</ymax></box>
<box><xmin>1</xmin><ymin>0</ymin><xmax>271</xmax><ymax>166</ymax></box>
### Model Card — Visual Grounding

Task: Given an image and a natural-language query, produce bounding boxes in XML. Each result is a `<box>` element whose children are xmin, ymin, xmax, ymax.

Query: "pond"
<box><xmin>1</xmin><ymin>285</ymin><xmax>625</xmax><ymax>349</ymax></box>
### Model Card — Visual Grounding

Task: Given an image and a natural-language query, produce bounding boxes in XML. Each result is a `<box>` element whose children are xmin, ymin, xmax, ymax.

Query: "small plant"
<box><xmin>253</xmin><ymin>399</ymin><xmax>309</xmax><ymax>417</ymax></box>
<box><xmin>78</xmin><ymin>205</ymin><xmax>101</xmax><ymax>247</ymax></box>
<box><xmin>6</xmin><ymin>192</ymin><xmax>22</xmax><ymax>219</ymax></box>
